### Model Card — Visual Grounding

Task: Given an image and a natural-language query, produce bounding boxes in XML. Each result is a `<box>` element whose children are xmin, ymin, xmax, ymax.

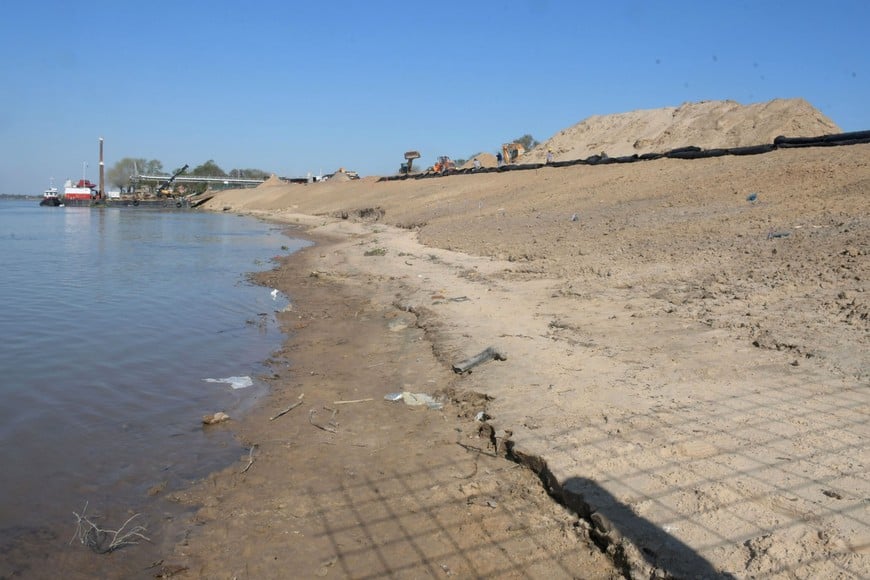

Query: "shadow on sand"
<box><xmin>560</xmin><ymin>476</ymin><xmax>734</xmax><ymax>579</ymax></box>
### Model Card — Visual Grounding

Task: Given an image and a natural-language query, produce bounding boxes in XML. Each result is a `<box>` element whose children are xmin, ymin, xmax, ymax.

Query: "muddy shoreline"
<box><xmin>154</xmin><ymin>224</ymin><xmax>618</xmax><ymax>578</ymax></box>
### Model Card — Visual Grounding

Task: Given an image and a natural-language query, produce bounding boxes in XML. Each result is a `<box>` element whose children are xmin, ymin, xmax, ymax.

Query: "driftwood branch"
<box><xmin>241</xmin><ymin>444</ymin><xmax>257</xmax><ymax>473</ymax></box>
<box><xmin>333</xmin><ymin>398</ymin><xmax>374</xmax><ymax>405</ymax></box>
<box><xmin>452</xmin><ymin>346</ymin><xmax>507</xmax><ymax>374</ymax></box>
<box><xmin>270</xmin><ymin>394</ymin><xmax>304</xmax><ymax>421</ymax></box>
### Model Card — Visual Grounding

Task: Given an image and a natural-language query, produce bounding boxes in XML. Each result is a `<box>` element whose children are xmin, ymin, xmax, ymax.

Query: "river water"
<box><xmin>0</xmin><ymin>199</ymin><xmax>308</xmax><ymax>566</ymax></box>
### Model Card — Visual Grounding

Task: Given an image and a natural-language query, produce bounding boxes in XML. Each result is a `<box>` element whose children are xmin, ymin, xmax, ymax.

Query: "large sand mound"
<box><xmin>525</xmin><ymin>98</ymin><xmax>841</xmax><ymax>163</ymax></box>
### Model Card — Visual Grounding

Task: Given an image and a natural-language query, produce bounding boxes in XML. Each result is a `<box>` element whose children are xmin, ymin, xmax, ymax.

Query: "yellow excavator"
<box><xmin>501</xmin><ymin>143</ymin><xmax>525</xmax><ymax>165</ymax></box>
<box><xmin>156</xmin><ymin>164</ymin><xmax>189</xmax><ymax>197</ymax></box>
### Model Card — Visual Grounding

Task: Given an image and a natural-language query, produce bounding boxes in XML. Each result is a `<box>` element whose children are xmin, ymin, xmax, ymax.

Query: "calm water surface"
<box><xmin>0</xmin><ymin>199</ymin><xmax>308</xmax><ymax>550</ymax></box>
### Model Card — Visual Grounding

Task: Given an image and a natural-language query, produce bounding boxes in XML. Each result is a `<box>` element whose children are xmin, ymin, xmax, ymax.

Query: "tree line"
<box><xmin>107</xmin><ymin>158</ymin><xmax>271</xmax><ymax>194</ymax></box>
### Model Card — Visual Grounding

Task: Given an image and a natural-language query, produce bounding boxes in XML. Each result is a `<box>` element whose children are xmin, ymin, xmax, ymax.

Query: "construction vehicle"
<box><xmin>432</xmin><ymin>156</ymin><xmax>456</xmax><ymax>173</ymax></box>
<box><xmin>401</xmin><ymin>150</ymin><xmax>421</xmax><ymax>174</ymax></box>
<box><xmin>501</xmin><ymin>143</ymin><xmax>525</xmax><ymax>165</ymax></box>
<box><xmin>324</xmin><ymin>167</ymin><xmax>359</xmax><ymax>181</ymax></box>
<box><xmin>156</xmin><ymin>164</ymin><xmax>189</xmax><ymax>196</ymax></box>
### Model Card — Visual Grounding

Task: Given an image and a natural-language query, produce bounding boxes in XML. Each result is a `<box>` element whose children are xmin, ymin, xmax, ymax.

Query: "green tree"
<box><xmin>107</xmin><ymin>158</ymin><xmax>163</xmax><ymax>188</ymax></box>
<box><xmin>144</xmin><ymin>159</ymin><xmax>164</xmax><ymax>174</ymax></box>
<box><xmin>191</xmin><ymin>159</ymin><xmax>226</xmax><ymax>177</ymax></box>
<box><xmin>512</xmin><ymin>134</ymin><xmax>540</xmax><ymax>151</ymax></box>
<box><xmin>228</xmin><ymin>168</ymin><xmax>270</xmax><ymax>179</ymax></box>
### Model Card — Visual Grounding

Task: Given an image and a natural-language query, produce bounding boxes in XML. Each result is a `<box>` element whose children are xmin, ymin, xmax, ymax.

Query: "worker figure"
<box><xmin>546</xmin><ymin>149</ymin><xmax>554</xmax><ymax>164</ymax></box>
<box><xmin>473</xmin><ymin>158</ymin><xmax>481</xmax><ymax>171</ymax></box>
<box><xmin>496</xmin><ymin>152</ymin><xmax>503</xmax><ymax>166</ymax></box>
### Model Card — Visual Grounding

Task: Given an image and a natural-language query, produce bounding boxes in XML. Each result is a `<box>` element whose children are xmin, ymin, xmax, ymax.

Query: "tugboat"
<box><xmin>39</xmin><ymin>179</ymin><xmax>62</xmax><ymax>206</ymax></box>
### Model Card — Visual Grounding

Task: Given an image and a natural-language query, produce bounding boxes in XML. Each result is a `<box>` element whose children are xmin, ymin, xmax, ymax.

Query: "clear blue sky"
<box><xmin>1</xmin><ymin>0</ymin><xmax>867</xmax><ymax>194</ymax></box>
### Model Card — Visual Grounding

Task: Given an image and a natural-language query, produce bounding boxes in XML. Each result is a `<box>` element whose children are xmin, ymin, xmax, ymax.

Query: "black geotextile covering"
<box><xmin>377</xmin><ymin>130</ymin><xmax>869</xmax><ymax>182</ymax></box>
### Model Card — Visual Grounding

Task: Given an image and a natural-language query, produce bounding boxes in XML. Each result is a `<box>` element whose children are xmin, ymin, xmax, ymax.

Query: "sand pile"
<box><xmin>459</xmin><ymin>152</ymin><xmax>498</xmax><ymax>169</ymax></box>
<box><xmin>328</xmin><ymin>170</ymin><xmax>352</xmax><ymax>182</ymax></box>
<box><xmin>524</xmin><ymin>98</ymin><xmax>841</xmax><ymax>163</ymax></box>
<box><xmin>256</xmin><ymin>174</ymin><xmax>284</xmax><ymax>188</ymax></box>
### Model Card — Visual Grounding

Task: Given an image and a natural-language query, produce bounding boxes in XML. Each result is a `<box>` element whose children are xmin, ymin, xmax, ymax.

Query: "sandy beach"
<box><xmin>151</xmin><ymin>101</ymin><xmax>868</xmax><ymax>579</ymax></box>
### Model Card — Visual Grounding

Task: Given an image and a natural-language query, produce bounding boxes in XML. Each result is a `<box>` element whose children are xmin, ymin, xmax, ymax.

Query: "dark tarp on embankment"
<box><xmin>774</xmin><ymin>130</ymin><xmax>870</xmax><ymax>148</ymax></box>
<box><xmin>378</xmin><ymin>130</ymin><xmax>870</xmax><ymax>182</ymax></box>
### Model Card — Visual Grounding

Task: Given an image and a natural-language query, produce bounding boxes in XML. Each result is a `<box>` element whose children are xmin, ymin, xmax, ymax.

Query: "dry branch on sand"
<box><xmin>270</xmin><ymin>393</ymin><xmax>305</xmax><ymax>421</ymax></box>
<box><xmin>241</xmin><ymin>444</ymin><xmax>257</xmax><ymax>473</ymax></box>
<box><xmin>70</xmin><ymin>502</ymin><xmax>150</xmax><ymax>554</ymax></box>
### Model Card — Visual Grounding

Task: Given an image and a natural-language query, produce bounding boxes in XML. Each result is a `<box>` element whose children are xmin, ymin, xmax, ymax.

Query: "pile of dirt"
<box><xmin>256</xmin><ymin>174</ymin><xmax>284</xmax><ymax>188</ymax></box>
<box><xmin>524</xmin><ymin>98</ymin><xmax>841</xmax><ymax>163</ymax></box>
<box><xmin>459</xmin><ymin>152</ymin><xmax>498</xmax><ymax>169</ymax></box>
<box><xmin>328</xmin><ymin>170</ymin><xmax>352</xmax><ymax>182</ymax></box>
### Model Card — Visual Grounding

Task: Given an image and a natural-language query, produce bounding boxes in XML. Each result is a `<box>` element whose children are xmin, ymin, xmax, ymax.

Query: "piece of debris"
<box><xmin>309</xmin><ymin>407</ymin><xmax>338</xmax><ymax>432</ymax></box>
<box><xmin>202</xmin><ymin>411</ymin><xmax>230</xmax><ymax>425</ymax></box>
<box><xmin>241</xmin><ymin>444</ymin><xmax>257</xmax><ymax>473</ymax></box>
<box><xmin>270</xmin><ymin>394</ymin><xmax>305</xmax><ymax>421</ymax></box>
<box><xmin>384</xmin><ymin>391</ymin><xmax>443</xmax><ymax>410</ymax></box>
<box><xmin>70</xmin><ymin>502</ymin><xmax>150</xmax><ymax>554</ymax></box>
<box><xmin>747</xmin><ymin>192</ymin><xmax>758</xmax><ymax>202</ymax></box>
<box><xmin>767</xmin><ymin>230</ymin><xmax>791</xmax><ymax>239</ymax></box>
<box><xmin>315</xmin><ymin>557</ymin><xmax>338</xmax><ymax>577</ymax></box>
<box><xmin>203</xmin><ymin>376</ymin><xmax>253</xmax><ymax>389</ymax></box>
<box><xmin>466</xmin><ymin>496</ymin><xmax>499</xmax><ymax>508</ymax></box>
<box><xmin>452</xmin><ymin>346</ymin><xmax>507</xmax><ymax>374</ymax></box>
<box><xmin>334</xmin><ymin>398</ymin><xmax>374</xmax><ymax>405</ymax></box>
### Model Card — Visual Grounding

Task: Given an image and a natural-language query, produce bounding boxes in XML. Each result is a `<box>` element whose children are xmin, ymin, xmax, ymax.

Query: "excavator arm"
<box><xmin>157</xmin><ymin>164</ymin><xmax>189</xmax><ymax>196</ymax></box>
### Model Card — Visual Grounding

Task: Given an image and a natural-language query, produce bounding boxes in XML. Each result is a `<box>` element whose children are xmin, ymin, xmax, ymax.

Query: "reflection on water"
<box><xmin>0</xmin><ymin>200</ymin><xmax>309</xmax><ymax>566</ymax></box>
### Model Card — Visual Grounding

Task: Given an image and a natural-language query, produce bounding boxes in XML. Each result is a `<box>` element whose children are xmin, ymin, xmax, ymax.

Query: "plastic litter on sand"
<box><xmin>384</xmin><ymin>391</ymin><xmax>443</xmax><ymax>410</ymax></box>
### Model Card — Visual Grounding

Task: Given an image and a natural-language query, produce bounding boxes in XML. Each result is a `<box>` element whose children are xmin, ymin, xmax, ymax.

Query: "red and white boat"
<box><xmin>63</xmin><ymin>179</ymin><xmax>97</xmax><ymax>204</ymax></box>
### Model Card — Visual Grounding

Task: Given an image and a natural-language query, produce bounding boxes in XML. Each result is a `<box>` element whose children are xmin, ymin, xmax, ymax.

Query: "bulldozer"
<box><xmin>501</xmin><ymin>143</ymin><xmax>525</xmax><ymax>165</ymax></box>
<box><xmin>432</xmin><ymin>156</ymin><xmax>456</xmax><ymax>173</ymax></box>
